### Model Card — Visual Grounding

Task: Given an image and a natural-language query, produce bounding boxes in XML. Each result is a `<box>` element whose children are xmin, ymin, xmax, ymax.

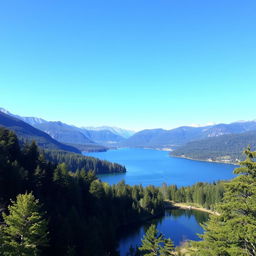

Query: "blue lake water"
<box><xmin>118</xmin><ymin>209</ymin><xmax>209</xmax><ymax>256</ymax></box>
<box><xmin>84</xmin><ymin>148</ymin><xmax>236</xmax><ymax>255</ymax></box>
<box><xmin>84</xmin><ymin>148</ymin><xmax>236</xmax><ymax>187</ymax></box>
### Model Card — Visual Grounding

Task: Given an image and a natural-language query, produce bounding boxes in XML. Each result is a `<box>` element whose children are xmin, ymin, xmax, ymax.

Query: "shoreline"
<box><xmin>98</xmin><ymin>147</ymin><xmax>239</xmax><ymax>166</ymax></box>
<box><xmin>164</xmin><ymin>200</ymin><xmax>220</xmax><ymax>215</ymax></box>
<box><xmin>170</xmin><ymin>154</ymin><xmax>238</xmax><ymax>166</ymax></box>
<box><xmin>85</xmin><ymin>146</ymin><xmax>238</xmax><ymax>167</ymax></box>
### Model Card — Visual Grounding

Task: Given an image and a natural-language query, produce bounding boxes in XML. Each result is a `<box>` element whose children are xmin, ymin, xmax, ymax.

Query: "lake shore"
<box><xmin>101</xmin><ymin>147</ymin><xmax>238</xmax><ymax>166</ymax></box>
<box><xmin>170</xmin><ymin>154</ymin><xmax>238</xmax><ymax>166</ymax></box>
<box><xmin>164</xmin><ymin>200</ymin><xmax>220</xmax><ymax>215</ymax></box>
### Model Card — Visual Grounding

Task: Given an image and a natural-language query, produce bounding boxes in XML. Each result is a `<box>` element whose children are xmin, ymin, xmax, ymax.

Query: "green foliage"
<box><xmin>193</xmin><ymin>148</ymin><xmax>256</xmax><ymax>256</ymax></box>
<box><xmin>44</xmin><ymin>149</ymin><xmax>126</xmax><ymax>174</ymax></box>
<box><xmin>0</xmin><ymin>127</ymin><xmax>164</xmax><ymax>256</ymax></box>
<box><xmin>160</xmin><ymin>238</ymin><xmax>175</xmax><ymax>256</ymax></box>
<box><xmin>0</xmin><ymin>193</ymin><xmax>48</xmax><ymax>256</ymax></box>
<box><xmin>139</xmin><ymin>224</ymin><xmax>163</xmax><ymax>256</ymax></box>
<box><xmin>89</xmin><ymin>180</ymin><xmax>105</xmax><ymax>199</ymax></box>
<box><xmin>163</xmin><ymin>182</ymin><xmax>225</xmax><ymax>210</ymax></box>
<box><xmin>139</xmin><ymin>224</ymin><xmax>175</xmax><ymax>256</ymax></box>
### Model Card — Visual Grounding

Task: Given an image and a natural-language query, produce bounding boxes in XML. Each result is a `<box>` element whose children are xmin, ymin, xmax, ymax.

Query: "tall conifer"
<box><xmin>0</xmin><ymin>193</ymin><xmax>49</xmax><ymax>256</ymax></box>
<box><xmin>193</xmin><ymin>148</ymin><xmax>256</xmax><ymax>255</ymax></box>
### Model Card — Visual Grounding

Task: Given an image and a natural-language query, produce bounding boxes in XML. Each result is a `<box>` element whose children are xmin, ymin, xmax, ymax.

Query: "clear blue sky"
<box><xmin>0</xmin><ymin>0</ymin><xmax>255</xmax><ymax>131</ymax></box>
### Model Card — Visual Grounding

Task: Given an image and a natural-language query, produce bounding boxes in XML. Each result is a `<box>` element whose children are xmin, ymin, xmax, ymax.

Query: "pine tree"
<box><xmin>193</xmin><ymin>148</ymin><xmax>256</xmax><ymax>256</ymax></box>
<box><xmin>139</xmin><ymin>224</ymin><xmax>176</xmax><ymax>256</ymax></box>
<box><xmin>0</xmin><ymin>193</ymin><xmax>49</xmax><ymax>256</ymax></box>
<box><xmin>160</xmin><ymin>238</ymin><xmax>175</xmax><ymax>256</ymax></box>
<box><xmin>89</xmin><ymin>179</ymin><xmax>105</xmax><ymax>199</ymax></box>
<box><xmin>139</xmin><ymin>224</ymin><xmax>164</xmax><ymax>256</ymax></box>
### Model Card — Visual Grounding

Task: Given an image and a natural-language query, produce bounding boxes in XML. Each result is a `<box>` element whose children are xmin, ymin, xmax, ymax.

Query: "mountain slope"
<box><xmin>0</xmin><ymin>108</ymin><xmax>122</xmax><ymax>149</ymax></box>
<box><xmin>119</xmin><ymin>129</ymin><xmax>167</xmax><ymax>148</ymax></box>
<box><xmin>120</xmin><ymin>127</ymin><xmax>210</xmax><ymax>148</ymax></box>
<box><xmin>171</xmin><ymin>130</ymin><xmax>256</xmax><ymax>163</ymax></box>
<box><xmin>32</xmin><ymin>122</ymin><xmax>125</xmax><ymax>147</ymax></box>
<box><xmin>80</xmin><ymin>128</ymin><xmax>126</xmax><ymax>145</ymax></box>
<box><xmin>32</xmin><ymin>121</ymin><xmax>94</xmax><ymax>145</ymax></box>
<box><xmin>0</xmin><ymin>112</ymin><xmax>80</xmax><ymax>153</ymax></box>
<box><xmin>84</xmin><ymin>126</ymin><xmax>135</xmax><ymax>138</ymax></box>
<box><xmin>121</xmin><ymin>121</ymin><xmax>256</xmax><ymax>149</ymax></box>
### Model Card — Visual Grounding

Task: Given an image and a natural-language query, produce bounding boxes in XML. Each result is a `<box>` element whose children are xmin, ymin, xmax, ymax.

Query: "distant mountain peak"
<box><xmin>82</xmin><ymin>126</ymin><xmax>135</xmax><ymax>138</ymax></box>
<box><xmin>0</xmin><ymin>107</ymin><xmax>12</xmax><ymax>115</ymax></box>
<box><xmin>188</xmin><ymin>122</ymin><xmax>216</xmax><ymax>128</ymax></box>
<box><xmin>0</xmin><ymin>107</ymin><xmax>47</xmax><ymax>125</ymax></box>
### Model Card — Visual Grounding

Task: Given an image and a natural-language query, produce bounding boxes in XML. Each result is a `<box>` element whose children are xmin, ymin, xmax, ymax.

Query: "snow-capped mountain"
<box><xmin>83</xmin><ymin>126</ymin><xmax>135</xmax><ymax>138</ymax></box>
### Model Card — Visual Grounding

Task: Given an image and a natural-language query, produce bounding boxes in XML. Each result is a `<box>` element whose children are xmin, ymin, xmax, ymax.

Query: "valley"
<box><xmin>1</xmin><ymin>107</ymin><xmax>256</xmax><ymax>165</ymax></box>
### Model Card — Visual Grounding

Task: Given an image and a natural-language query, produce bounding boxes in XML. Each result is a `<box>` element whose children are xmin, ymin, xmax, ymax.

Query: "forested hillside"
<box><xmin>44</xmin><ymin>150</ymin><xmax>126</xmax><ymax>174</ymax></box>
<box><xmin>0</xmin><ymin>128</ymin><xmax>164</xmax><ymax>255</ymax></box>
<box><xmin>1</xmin><ymin>127</ymin><xmax>255</xmax><ymax>256</ymax></box>
<box><xmin>161</xmin><ymin>181</ymin><xmax>225</xmax><ymax>210</ymax></box>
<box><xmin>171</xmin><ymin>130</ymin><xmax>256</xmax><ymax>163</ymax></box>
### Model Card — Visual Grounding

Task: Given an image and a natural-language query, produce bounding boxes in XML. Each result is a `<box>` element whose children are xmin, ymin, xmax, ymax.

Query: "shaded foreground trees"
<box><xmin>0</xmin><ymin>128</ymin><xmax>164</xmax><ymax>255</ymax></box>
<box><xmin>1</xmin><ymin>126</ymin><xmax>256</xmax><ymax>255</ymax></box>
<box><xmin>44</xmin><ymin>149</ymin><xmax>126</xmax><ymax>174</ymax></box>
<box><xmin>192</xmin><ymin>148</ymin><xmax>256</xmax><ymax>255</ymax></box>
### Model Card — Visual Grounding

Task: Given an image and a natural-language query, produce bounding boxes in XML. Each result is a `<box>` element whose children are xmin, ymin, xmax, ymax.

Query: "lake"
<box><xmin>118</xmin><ymin>209</ymin><xmax>209</xmax><ymax>256</ymax></box>
<box><xmin>84</xmin><ymin>148</ymin><xmax>236</xmax><ymax>187</ymax></box>
<box><xmin>84</xmin><ymin>148</ymin><xmax>235</xmax><ymax>255</ymax></box>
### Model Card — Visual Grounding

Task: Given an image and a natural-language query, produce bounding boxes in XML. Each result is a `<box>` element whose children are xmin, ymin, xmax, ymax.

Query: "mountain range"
<box><xmin>0</xmin><ymin>108</ymin><xmax>134</xmax><ymax>151</ymax></box>
<box><xmin>119</xmin><ymin>121</ymin><xmax>256</xmax><ymax>163</ymax></box>
<box><xmin>83</xmin><ymin>126</ymin><xmax>135</xmax><ymax>138</ymax></box>
<box><xmin>1</xmin><ymin>107</ymin><xmax>256</xmax><ymax>163</ymax></box>
<box><xmin>120</xmin><ymin>122</ymin><xmax>256</xmax><ymax>149</ymax></box>
<box><xmin>0</xmin><ymin>111</ymin><xmax>80</xmax><ymax>153</ymax></box>
<box><xmin>171</xmin><ymin>130</ymin><xmax>256</xmax><ymax>163</ymax></box>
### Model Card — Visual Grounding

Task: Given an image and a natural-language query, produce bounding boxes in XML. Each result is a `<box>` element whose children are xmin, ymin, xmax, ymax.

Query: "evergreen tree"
<box><xmin>0</xmin><ymin>128</ymin><xmax>167</xmax><ymax>255</ymax></box>
<box><xmin>193</xmin><ymin>148</ymin><xmax>256</xmax><ymax>256</ymax></box>
<box><xmin>89</xmin><ymin>179</ymin><xmax>105</xmax><ymax>199</ymax></box>
<box><xmin>139</xmin><ymin>224</ymin><xmax>164</xmax><ymax>256</ymax></box>
<box><xmin>0</xmin><ymin>193</ymin><xmax>49</xmax><ymax>256</ymax></box>
<box><xmin>139</xmin><ymin>225</ymin><xmax>175</xmax><ymax>256</ymax></box>
<box><xmin>160</xmin><ymin>238</ymin><xmax>175</xmax><ymax>256</ymax></box>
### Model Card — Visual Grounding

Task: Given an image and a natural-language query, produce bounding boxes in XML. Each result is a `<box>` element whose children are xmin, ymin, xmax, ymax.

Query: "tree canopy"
<box><xmin>0</xmin><ymin>193</ymin><xmax>48</xmax><ymax>256</ymax></box>
<box><xmin>139</xmin><ymin>224</ymin><xmax>175</xmax><ymax>256</ymax></box>
<box><xmin>192</xmin><ymin>148</ymin><xmax>256</xmax><ymax>256</ymax></box>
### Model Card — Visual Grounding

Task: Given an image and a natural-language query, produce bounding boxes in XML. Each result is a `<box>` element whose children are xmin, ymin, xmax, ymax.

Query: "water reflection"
<box><xmin>118</xmin><ymin>209</ymin><xmax>209</xmax><ymax>256</ymax></box>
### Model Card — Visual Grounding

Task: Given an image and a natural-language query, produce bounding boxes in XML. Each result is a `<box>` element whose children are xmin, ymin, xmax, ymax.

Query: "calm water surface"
<box><xmin>118</xmin><ymin>209</ymin><xmax>209</xmax><ymax>256</ymax></box>
<box><xmin>84</xmin><ymin>148</ymin><xmax>235</xmax><ymax>255</ymax></box>
<box><xmin>84</xmin><ymin>148</ymin><xmax>235</xmax><ymax>187</ymax></box>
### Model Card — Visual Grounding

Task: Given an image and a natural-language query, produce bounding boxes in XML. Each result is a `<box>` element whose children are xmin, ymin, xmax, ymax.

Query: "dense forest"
<box><xmin>161</xmin><ymin>181</ymin><xmax>225</xmax><ymax>209</ymax></box>
<box><xmin>171</xmin><ymin>130</ymin><xmax>256</xmax><ymax>163</ymax></box>
<box><xmin>1</xmin><ymin>127</ymin><xmax>255</xmax><ymax>255</ymax></box>
<box><xmin>0</xmin><ymin>128</ymin><xmax>164</xmax><ymax>255</ymax></box>
<box><xmin>43</xmin><ymin>150</ymin><xmax>126</xmax><ymax>174</ymax></box>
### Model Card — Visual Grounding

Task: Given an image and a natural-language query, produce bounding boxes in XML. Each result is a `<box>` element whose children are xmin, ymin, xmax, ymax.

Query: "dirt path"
<box><xmin>164</xmin><ymin>200</ymin><xmax>220</xmax><ymax>215</ymax></box>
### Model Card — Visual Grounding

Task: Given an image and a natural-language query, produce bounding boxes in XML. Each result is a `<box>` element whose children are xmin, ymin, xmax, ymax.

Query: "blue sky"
<box><xmin>0</xmin><ymin>0</ymin><xmax>256</xmax><ymax>131</ymax></box>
